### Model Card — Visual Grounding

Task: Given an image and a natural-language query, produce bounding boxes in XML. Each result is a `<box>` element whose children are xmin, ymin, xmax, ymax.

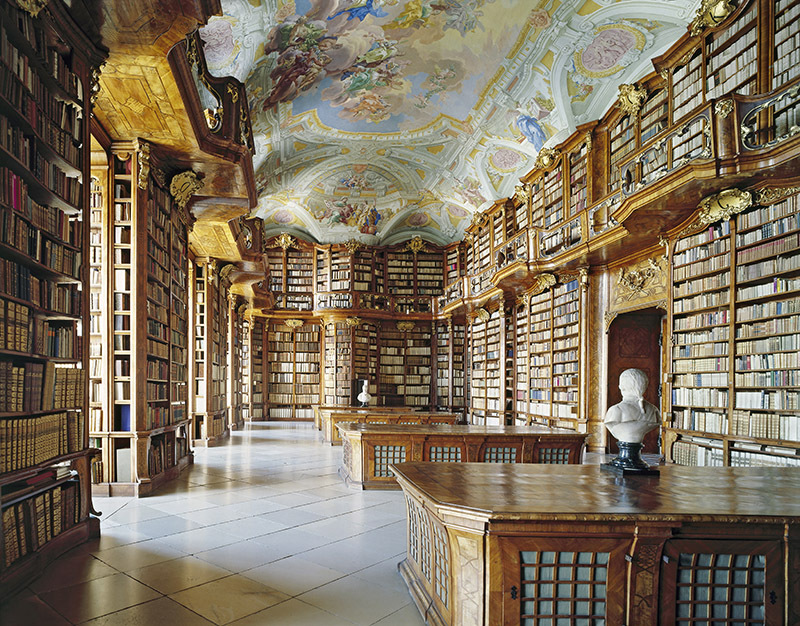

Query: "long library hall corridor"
<box><xmin>1</xmin><ymin>423</ymin><xmax>424</xmax><ymax>625</ymax></box>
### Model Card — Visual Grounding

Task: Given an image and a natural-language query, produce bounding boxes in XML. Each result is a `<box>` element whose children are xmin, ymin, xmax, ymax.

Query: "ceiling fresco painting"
<box><xmin>199</xmin><ymin>0</ymin><xmax>701</xmax><ymax>245</ymax></box>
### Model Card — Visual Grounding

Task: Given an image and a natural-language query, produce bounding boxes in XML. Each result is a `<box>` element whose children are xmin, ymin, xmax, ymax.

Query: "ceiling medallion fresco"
<box><xmin>201</xmin><ymin>0</ymin><xmax>699</xmax><ymax>245</ymax></box>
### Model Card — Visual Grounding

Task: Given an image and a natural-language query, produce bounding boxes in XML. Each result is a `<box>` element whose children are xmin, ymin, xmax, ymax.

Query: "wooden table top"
<box><xmin>389</xmin><ymin>462</ymin><xmax>800</xmax><ymax>523</ymax></box>
<box><xmin>336</xmin><ymin>423</ymin><xmax>582</xmax><ymax>436</ymax></box>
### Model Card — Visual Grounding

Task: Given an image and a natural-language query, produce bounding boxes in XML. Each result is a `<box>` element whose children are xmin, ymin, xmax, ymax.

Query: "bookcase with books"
<box><xmin>666</xmin><ymin>185</ymin><xmax>800</xmax><ymax>467</ymax></box>
<box><xmin>551</xmin><ymin>278</ymin><xmax>581</xmax><ymax>428</ymax></box>
<box><xmin>226</xmin><ymin>299</ymin><xmax>245</xmax><ymax>430</ymax></box>
<box><xmin>0</xmin><ymin>0</ymin><xmax>104</xmax><ymax>595</ymax></box>
<box><xmin>773</xmin><ymin>0</ymin><xmax>800</xmax><ymax>89</ymax></box>
<box><xmin>527</xmin><ymin>288</ymin><xmax>553</xmax><ymax>425</ymax></box>
<box><xmin>240</xmin><ymin>316</ymin><xmax>250</xmax><ymax>421</ymax></box>
<box><xmin>513</xmin><ymin>298</ymin><xmax>529</xmax><ymax>422</ymax></box>
<box><xmin>284</xmin><ymin>247</ymin><xmax>313</xmax><ymax>310</ymax></box>
<box><xmin>703</xmin><ymin>0</ymin><xmax>758</xmax><ymax>102</ymax></box>
<box><xmin>249</xmin><ymin>317</ymin><xmax>265</xmax><ymax>420</ymax></box>
<box><xmin>468</xmin><ymin>308</ymin><xmax>503</xmax><ymax>425</ymax></box>
<box><xmin>386</xmin><ymin>248</ymin><xmax>414</xmax><ymax>296</ymax></box>
<box><xmin>378</xmin><ymin>323</ymin><xmax>404</xmax><ymax>405</ymax></box>
<box><xmin>87</xmin><ymin>159</ymin><xmax>106</xmax><ymax>484</ymax></box>
<box><xmin>88</xmin><ymin>145</ymin><xmax>193</xmax><ymax>494</ymax></box>
<box><xmin>192</xmin><ymin>259</ymin><xmax>229</xmax><ymax>446</ymax></box>
<box><xmin>266</xmin><ymin>319</ymin><xmax>321</xmax><ymax>420</ymax></box>
<box><xmin>324</xmin><ymin>320</ymin><xmax>352</xmax><ymax>405</ymax></box>
<box><xmin>352</xmin><ymin>320</ymin><xmax>378</xmax><ymax>401</ymax></box>
<box><xmin>404</xmin><ymin>322</ymin><xmax>432</xmax><ymax>408</ymax></box>
<box><xmin>444</xmin><ymin>243</ymin><xmax>462</xmax><ymax>287</ymax></box>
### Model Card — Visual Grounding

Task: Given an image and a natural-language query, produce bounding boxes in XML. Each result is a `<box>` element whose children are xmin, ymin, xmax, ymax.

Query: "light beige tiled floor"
<box><xmin>1</xmin><ymin>422</ymin><xmax>426</xmax><ymax>625</ymax></box>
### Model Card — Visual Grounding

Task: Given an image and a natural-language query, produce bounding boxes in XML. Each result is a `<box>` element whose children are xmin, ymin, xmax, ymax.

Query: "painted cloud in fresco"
<box><xmin>250</xmin><ymin>0</ymin><xmax>530</xmax><ymax>130</ymax></box>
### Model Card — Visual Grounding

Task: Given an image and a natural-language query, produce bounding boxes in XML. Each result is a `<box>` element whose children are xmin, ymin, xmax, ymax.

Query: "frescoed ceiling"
<box><xmin>199</xmin><ymin>0</ymin><xmax>702</xmax><ymax>245</ymax></box>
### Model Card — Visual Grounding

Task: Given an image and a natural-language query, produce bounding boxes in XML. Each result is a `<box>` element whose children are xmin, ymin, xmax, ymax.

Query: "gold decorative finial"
<box><xmin>534</xmin><ymin>147</ymin><xmax>560</xmax><ymax>170</ymax></box>
<box><xmin>618</xmin><ymin>84</ymin><xmax>647</xmax><ymax>117</ymax></box>
<box><xmin>531</xmin><ymin>272</ymin><xmax>557</xmax><ymax>295</ymax></box>
<box><xmin>690</xmin><ymin>0</ymin><xmax>735</xmax><ymax>36</ymax></box>
<box><xmin>275</xmin><ymin>233</ymin><xmax>296</xmax><ymax>250</ymax></box>
<box><xmin>344</xmin><ymin>239</ymin><xmax>363</xmax><ymax>254</ymax></box>
<box><xmin>17</xmin><ymin>0</ymin><xmax>47</xmax><ymax>17</ymax></box>
<box><xmin>405</xmin><ymin>236</ymin><xmax>427</xmax><ymax>255</ymax></box>
<box><xmin>170</xmin><ymin>171</ymin><xmax>204</xmax><ymax>210</ymax></box>
<box><xmin>513</xmin><ymin>183</ymin><xmax>530</xmax><ymax>204</ymax></box>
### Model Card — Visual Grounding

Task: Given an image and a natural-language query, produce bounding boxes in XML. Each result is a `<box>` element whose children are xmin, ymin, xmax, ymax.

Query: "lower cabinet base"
<box><xmin>398</xmin><ymin>558</ymin><xmax>447</xmax><ymax>626</ymax></box>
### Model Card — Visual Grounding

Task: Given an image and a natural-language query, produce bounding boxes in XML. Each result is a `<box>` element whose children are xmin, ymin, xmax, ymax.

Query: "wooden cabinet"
<box><xmin>391</xmin><ymin>463</ymin><xmax>800</xmax><ymax>626</ymax></box>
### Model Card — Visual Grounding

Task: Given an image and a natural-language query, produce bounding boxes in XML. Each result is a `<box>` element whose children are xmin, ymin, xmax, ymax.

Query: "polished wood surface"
<box><xmin>320</xmin><ymin>410</ymin><xmax>460</xmax><ymax>445</ymax></box>
<box><xmin>338</xmin><ymin>424</ymin><xmax>586</xmax><ymax>489</ymax></box>
<box><xmin>391</xmin><ymin>463</ymin><xmax>800</xmax><ymax>625</ymax></box>
<box><xmin>391</xmin><ymin>463</ymin><xmax>800</xmax><ymax>521</ymax></box>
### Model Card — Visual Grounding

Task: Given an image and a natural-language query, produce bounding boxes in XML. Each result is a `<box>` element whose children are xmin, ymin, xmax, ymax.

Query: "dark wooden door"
<box><xmin>607</xmin><ymin>311</ymin><xmax>663</xmax><ymax>455</ymax></box>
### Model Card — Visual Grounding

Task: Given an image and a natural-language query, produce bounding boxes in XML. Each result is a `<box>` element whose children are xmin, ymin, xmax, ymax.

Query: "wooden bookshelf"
<box><xmin>324</xmin><ymin>320</ymin><xmax>352</xmax><ymax>405</ymax></box>
<box><xmin>608</xmin><ymin>113</ymin><xmax>635</xmax><ymax>193</ymax></box>
<box><xmin>266</xmin><ymin>319</ymin><xmax>321</xmax><ymax>420</ymax></box>
<box><xmin>468</xmin><ymin>308</ymin><xmax>503</xmax><ymax>425</ymax></box>
<box><xmin>703</xmin><ymin>0</ymin><xmax>759</xmax><ymax>101</ymax></box>
<box><xmin>773</xmin><ymin>0</ymin><xmax>800</xmax><ymax>89</ymax></box>
<box><xmin>249</xmin><ymin>317</ymin><xmax>266</xmax><ymax>420</ymax></box>
<box><xmin>513</xmin><ymin>299</ymin><xmax>529</xmax><ymax>422</ymax></box>
<box><xmin>666</xmin><ymin>186</ymin><xmax>800</xmax><ymax>467</ymax></box>
<box><xmin>240</xmin><ymin>316</ymin><xmax>250</xmax><ymax>421</ymax></box>
<box><xmin>527</xmin><ymin>289</ymin><xmax>553</xmax><ymax>425</ymax></box>
<box><xmin>192</xmin><ymin>259</ymin><xmax>228</xmax><ymax>446</ymax></box>
<box><xmin>670</xmin><ymin>48</ymin><xmax>703</xmax><ymax>123</ymax></box>
<box><xmin>0</xmin><ymin>0</ymin><xmax>104</xmax><ymax>596</ymax></box>
<box><xmin>551</xmin><ymin>279</ymin><xmax>581</xmax><ymax>428</ymax></box>
<box><xmin>226</xmin><ymin>299</ymin><xmax>245</xmax><ymax>430</ymax></box>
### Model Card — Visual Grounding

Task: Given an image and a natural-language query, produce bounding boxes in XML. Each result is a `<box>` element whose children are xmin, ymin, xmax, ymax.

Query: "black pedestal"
<box><xmin>602</xmin><ymin>441</ymin><xmax>660</xmax><ymax>476</ymax></box>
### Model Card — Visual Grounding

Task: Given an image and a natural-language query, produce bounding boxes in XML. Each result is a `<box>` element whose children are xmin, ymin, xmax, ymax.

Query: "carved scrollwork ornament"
<box><xmin>531</xmin><ymin>272</ymin><xmax>557</xmax><ymax>295</ymax></box>
<box><xmin>579</xmin><ymin>267</ymin><xmax>589</xmax><ymax>291</ymax></box>
<box><xmin>397</xmin><ymin>321</ymin><xmax>416</xmax><ymax>332</ymax></box>
<box><xmin>516</xmin><ymin>293</ymin><xmax>530</xmax><ymax>307</ymax></box>
<box><xmin>755</xmin><ymin>186</ymin><xmax>800</xmax><ymax>205</ymax></box>
<box><xmin>584</xmin><ymin>132</ymin><xmax>592</xmax><ymax>153</ymax></box>
<box><xmin>715</xmin><ymin>98</ymin><xmax>734</xmax><ymax>119</ymax></box>
<box><xmin>475</xmin><ymin>308</ymin><xmax>490</xmax><ymax>322</ymax></box>
<box><xmin>238</xmin><ymin>218</ymin><xmax>253</xmax><ymax>249</ymax></box>
<box><xmin>237</xmin><ymin>303</ymin><xmax>249</xmax><ymax>318</ymax></box>
<box><xmin>344</xmin><ymin>239</ymin><xmax>362</xmax><ymax>254</ymax></box>
<box><xmin>463</xmin><ymin>231</ymin><xmax>474</xmax><ymax>245</ymax></box>
<box><xmin>618</xmin><ymin>258</ymin><xmax>661</xmax><ymax>295</ymax></box>
<box><xmin>534</xmin><ymin>147</ymin><xmax>560</xmax><ymax>170</ymax></box>
<box><xmin>275</xmin><ymin>233</ymin><xmax>296</xmax><ymax>250</ymax></box>
<box><xmin>90</xmin><ymin>62</ymin><xmax>105</xmax><ymax>104</ymax></box>
<box><xmin>344</xmin><ymin>317</ymin><xmax>362</xmax><ymax>327</ymax></box>
<box><xmin>684</xmin><ymin>188</ymin><xmax>753</xmax><ymax>234</ymax></box>
<box><xmin>618</xmin><ymin>84</ymin><xmax>647</xmax><ymax>117</ymax></box>
<box><xmin>18</xmin><ymin>0</ymin><xmax>47</xmax><ymax>17</ymax></box>
<box><xmin>206</xmin><ymin>259</ymin><xmax>218</xmax><ymax>279</ymax></box>
<box><xmin>219</xmin><ymin>263</ymin><xmax>235</xmax><ymax>281</ymax></box>
<box><xmin>226</xmin><ymin>83</ymin><xmax>239</xmax><ymax>103</ymax></box>
<box><xmin>152</xmin><ymin>168</ymin><xmax>168</xmax><ymax>188</ymax></box>
<box><xmin>405</xmin><ymin>236</ymin><xmax>426</xmax><ymax>255</ymax></box>
<box><xmin>690</xmin><ymin>0</ymin><xmax>736</xmax><ymax>37</ymax></box>
<box><xmin>284</xmin><ymin>319</ymin><xmax>304</xmax><ymax>330</ymax></box>
<box><xmin>658</xmin><ymin>68</ymin><xmax>670</xmax><ymax>81</ymax></box>
<box><xmin>513</xmin><ymin>183</ymin><xmax>530</xmax><ymax>204</ymax></box>
<box><xmin>136</xmin><ymin>141</ymin><xmax>151</xmax><ymax>190</ymax></box>
<box><xmin>170</xmin><ymin>171</ymin><xmax>204</xmax><ymax>210</ymax></box>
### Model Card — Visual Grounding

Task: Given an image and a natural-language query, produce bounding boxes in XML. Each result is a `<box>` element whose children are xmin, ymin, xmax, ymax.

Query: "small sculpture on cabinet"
<box><xmin>603</xmin><ymin>368</ymin><xmax>660</xmax><ymax>474</ymax></box>
<box><xmin>357</xmin><ymin>380</ymin><xmax>372</xmax><ymax>407</ymax></box>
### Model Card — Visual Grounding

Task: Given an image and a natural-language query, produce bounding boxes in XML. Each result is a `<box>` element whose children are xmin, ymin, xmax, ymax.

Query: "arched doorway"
<box><xmin>606</xmin><ymin>308</ymin><xmax>665</xmax><ymax>457</ymax></box>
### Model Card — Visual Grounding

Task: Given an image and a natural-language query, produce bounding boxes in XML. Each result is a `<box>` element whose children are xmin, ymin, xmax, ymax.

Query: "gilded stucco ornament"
<box><xmin>18</xmin><ymin>0</ymin><xmax>47</xmax><ymax>17</ymax></box>
<box><xmin>284</xmin><ymin>319</ymin><xmax>304</xmax><ymax>329</ymax></box>
<box><xmin>534</xmin><ymin>147</ymin><xmax>559</xmax><ymax>170</ymax></box>
<box><xmin>170</xmin><ymin>171</ymin><xmax>204</xmax><ymax>210</ymax></box>
<box><xmin>344</xmin><ymin>317</ymin><xmax>362</xmax><ymax>327</ymax></box>
<box><xmin>275</xmin><ymin>233</ymin><xmax>296</xmax><ymax>250</ymax></box>
<box><xmin>136</xmin><ymin>141</ymin><xmax>150</xmax><ymax>190</ymax></box>
<box><xmin>579</xmin><ymin>268</ymin><xmax>589</xmax><ymax>291</ymax></box>
<box><xmin>237</xmin><ymin>303</ymin><xmax>249</xmax><ymax>318</ymax></box>
<box><xmin>682</xmin><ymin>188</ymin><xmax>752</xmax><ymax>235</ymax></box>
<box><xmin>397</xmin><ymin>321</ymin><xmax>416</xmax><ymax>332</ymax></box>
<box><xmin>756</xmin><ymin>186</ymin><xmax>800</xmax><ymax>205</ymax></box>
<box><xmin>238</xmin><ymin>218</ymin><xmax>253</xmax><ymax>249</ymax></box>
<box><xmin>90</xmin><ymin>62</ymin><xmax>105</xmax><ymax>104</ymax></box>
<box><xmin>344</xmin><ymin>239</ymin><xmax>363</xmax><ymax>254</ymax></box>
<box><xmin>405</xmin><ymin>236</ymin><xmax>427</xmax><ymax>255</ymax></box>
<box><xmin>474</xmin><ymin>308</ymin><xmax>490</xmax><ymax>322</ymax></box>
<box><xmin>531</xmin><ymin>273</ymin><xmax>557</xmax><ymax>295</ymax></box>
<box><xmin>219</xmin><ymin>263</ymin><xmax>235</xmax><ymax>281</ymax></box>
<box><xmin>516</xmin><ymin>293</ymin><xmax>530</xmax><ymax>307</ymax></box>
<box><xmin>618</xmin><ymin>84</ymin><xmax>647</xmax><ymax>117</ymax></box>
<box><xmin>584</xmin><ymin>132</ymin><xmax>592</xmax><ymax>153</ymax></box>
<box><xmin>513</xmin><ymin>183</ymin><xmax>530</xmax><ymax>205</ymax></box>
<box><xmin>690</xmin><ymin>0</ymin><xmax>736</xmax><ymax>36</ymax></box>
<box><xmin>618</xmin><ymin>258</ymin><xmax>661</xmax><ymax>295</ymax></box>
<box><xmin>715</xmin><ymin>98</ymin><xmax>734</xmax><ymax>119</ymax></box>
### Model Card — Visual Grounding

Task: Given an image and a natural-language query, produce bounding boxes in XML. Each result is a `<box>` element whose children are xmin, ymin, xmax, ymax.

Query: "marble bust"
<box><xmin>357</xmin><ymin>380</ymin><xmax>372</xmax><ymax>407</ymax></box>
<box><xmin>603</xmin><ymin>368</ymin><xmax>660</xmax><ymax>472</ymax></box>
